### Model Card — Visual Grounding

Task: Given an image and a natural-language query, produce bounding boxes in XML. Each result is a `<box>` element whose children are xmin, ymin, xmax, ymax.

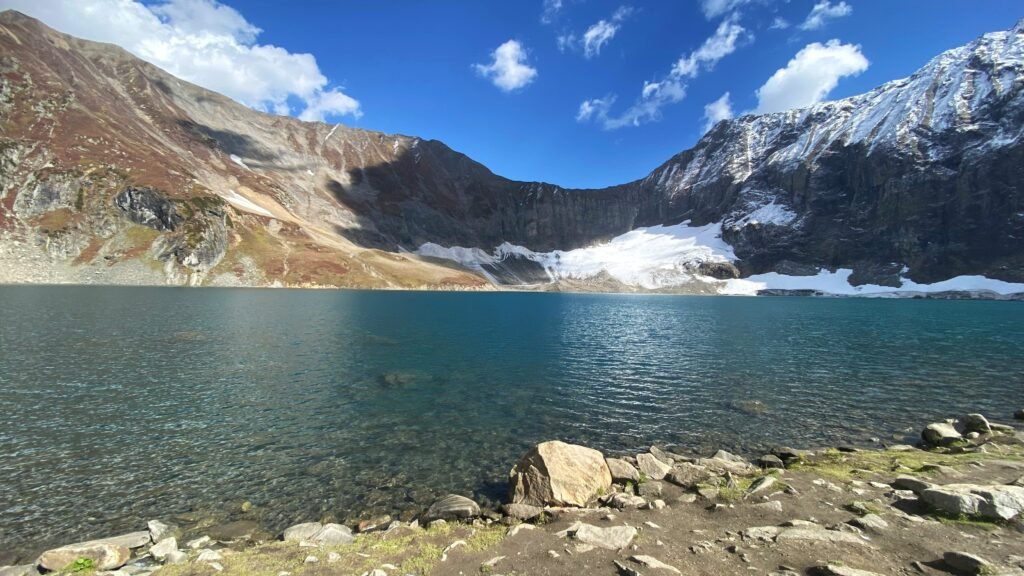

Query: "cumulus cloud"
<box><xmin>755</xmin><ymin>39</ymin><xmax>868</xmax><ymax>113</ymax></box>
<box><xmin>2</xmin><ymin>0</ymin><xmax>361</xmax><ymax>121</ymax></box>
<box><xmin>577</xmin><ymin>17</ymin><xmax>748</xmax><ymax>129</ymax></box>
<box><xmin>473</xmin><ymin>40</ymin><xmax>538</xmax><ymax>92</ymax></box>
<box><xmin>799</xmin><ymin>1</ymin><xmax>852</xmax><ymax>31</ymax></box>
<box><xmin>770</xmin><ymin>17</ymin><xmax>790</xmax><ymax>30</ymax></box>
<box><xmin>702</xmin><ymin>92</ymin><xmax>734</xmax><ymax>133</ymax></box>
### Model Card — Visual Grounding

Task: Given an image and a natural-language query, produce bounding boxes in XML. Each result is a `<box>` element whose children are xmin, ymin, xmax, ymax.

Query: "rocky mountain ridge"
<box><xmin>1</xmin><ymin>10</ymin><xmax>1022</xmax><ymax>292</ymax></box>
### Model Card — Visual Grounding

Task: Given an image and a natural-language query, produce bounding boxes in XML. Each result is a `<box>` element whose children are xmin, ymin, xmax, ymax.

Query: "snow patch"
<box><xmin>721</xmin><ymin>269</ymin><xmax>1024</xmax><ymax>296</ymax></box>
<box><xmin>229</xmin><ymin>154</ymin><xmax>250</xmax><ymax>171</ymax></box>
<box><xmin>222</xmin><ymin>190</ymin><xmax>273</xmax><ymax>217</ymax></box>
<box><xmin>730</xmin><ymin>202</ymin><xmax>798</xmax><ymax>228</ymax></box>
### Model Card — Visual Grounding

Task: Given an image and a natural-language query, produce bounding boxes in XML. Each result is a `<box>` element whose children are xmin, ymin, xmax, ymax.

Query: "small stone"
<box><xmin>186</xmin><ymin>536</ymin><xmax>211</xmax><ymax>549</ymax></box>
<box><xmin>303</xmin><ymin>556</ymin><xmax>318</xmax><ymax>564</ymax></box>
<box><xmin>943</xmin><ymin>551</ymin><xmax>993</xmax><ymax>575</ymax></box>
<box><xmin>752</xmin><ymin>500</ymin><xmax>783</xmax><ymax>513</ymax></box>
<box><xmin>208</xmin><ymin>562</ymin><xmax>223</xmax><ymax>572</ymax></box>
<box><xmin>746</xmin><ymin>476</ymin><xmax>776</xmax><ymax>496</ymax></box>
<box><xmin>696</xmin><ymin>486</ymin><xmax>719</xmax><ymax>500</ymax></box>
<box><xmin>613</xmin><ymin>560</ymin><xmax>642</xmax><ymax>576</ymax></box>
<box><xmin>507</xmin><ymin>524</ymin><xmax>535</xmax><ymax>537</ymax></box>
<box><xmin>327</xmin><ymin>552</ymin><xmax>341</xmax><ymax>563</ymax></box>
<box><xmin>631</xmin><ymin>554</ymin><xmax>681</xmax><ymax>574</ymax></box>
<box><xmin>819</xmin><ymin>564</ymin><xmax>886</xmax><ymax>576</ymax></box>
<box><xmin>428</xmin><ymin>519</ymin><xmax>447</xmax><ymax>529</ymax></box>
<box><xmin>312</xmin><ymin>524</ymin><xmax>354</xmax><ymax>545</ymax></box>
<box><xmin>892</xmin><ymin>475</ymin><xmax>934</xmax><ymax>493</ymax></box>
<box><xmin>547</xmin><ymin>550</ymin><xmax>560</xmax><ymax>559</ymax></box>
<box><xmin>849</xmin><ymin>513</ymin><xmax>889</xmax><ymax>532</ymax></box>
<box><xmin>481</xmin><ymin>556</ymin><xmax>505</xmax><ymax>568</ymax></box>
<box><xmin>676</xmin><ymin>494</ymin><xmax>697</xmax><ymax>504</ymax></box>
<box><xmin>357</xmin><ymin>515</ymin><xmax>392</xmax><ymax>533</ymax></box>
<box><xmin>649</xmin><ymin>499</ymin><xmax>666</xmax><ymax>510</ymax></box>
<box><xmin>196</xmin><ymin>549</ymin><xmax>223</xmax><ymax>563</ymax></box>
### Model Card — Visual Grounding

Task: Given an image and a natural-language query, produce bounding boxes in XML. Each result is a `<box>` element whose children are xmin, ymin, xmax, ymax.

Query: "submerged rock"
<box><xmin>509</xmin><ymin>441</ymin><xmax>612</xmax><ymax>507</ymax></box>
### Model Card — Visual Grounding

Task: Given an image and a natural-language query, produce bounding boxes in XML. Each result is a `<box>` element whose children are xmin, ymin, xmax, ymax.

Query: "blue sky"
<box><xmin>3</xmin><ymin>0</ymin><xmax>1022</xmax><ymax>188</ymax></box>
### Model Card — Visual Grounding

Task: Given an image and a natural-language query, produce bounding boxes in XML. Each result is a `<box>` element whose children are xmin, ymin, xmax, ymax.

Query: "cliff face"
<box><xmin>1</xmin><ymin>10</ymin><xmax>1021</xmax><ymax>290</ymax></box>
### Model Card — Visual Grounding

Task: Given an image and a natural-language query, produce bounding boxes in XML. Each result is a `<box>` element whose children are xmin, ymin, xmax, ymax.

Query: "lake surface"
<box><xmin>1</xmin><ymin>286</ymin><xmax>1022</xmax><ymax>555</ymax></box>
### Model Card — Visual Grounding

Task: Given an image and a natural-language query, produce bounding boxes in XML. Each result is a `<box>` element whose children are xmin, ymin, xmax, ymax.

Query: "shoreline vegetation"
<box><xmin>3</xmin><ymin>412</ymin><xmax>1024</xmax><ymax>576</ymax></box>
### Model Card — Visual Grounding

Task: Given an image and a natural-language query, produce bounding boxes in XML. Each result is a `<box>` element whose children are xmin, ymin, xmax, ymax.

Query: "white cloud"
<box><xmin>558</xmin><ymin>6</ymin><xmax>633</xmax><ymax>59</ymax></box>
<box><xmin>473</xmin><ymin>40</ymin><xmax>538</xmax><ymax>92</ymax></box>
<box><xmin>2</xmin><ymin>0</ymin><xmax>361</xmax><ymax>121</ymax></box>
<box><xmin>702</xmin><ymin>92</ymin><xmax>734</xmax><ymax>133</ymax></box>
<box><xmin>577</xmin><ymin>17</ymin><xmax>748</xmax><ymax>129</ymax></box>
<box><xmin>799</xmin><ymin>1</ymin><xmax>852</xmax><ymax>31</ymax></box>
<box><xmin>770</xmin><ymin>17</ymin><xmax>790</xmax><ymax>30</ymax></box>
<box><xmin>755</xmin><ymin>39</ymin><xmax>868</xmax><ymax>113</ymax></box>
<box><xmin>541</xmin><ymin>0</ymin><xmax>564</xmax><ymax>24</ymax></box>
<box><xmin>576</xmin><ymin>96</ymin><xmax>615</xmax><ymax>122</ymax></box>
<box><xmin>699</xmin><ymin>0</ymin><xmax>755</xmax><ymax>19</ymax></box>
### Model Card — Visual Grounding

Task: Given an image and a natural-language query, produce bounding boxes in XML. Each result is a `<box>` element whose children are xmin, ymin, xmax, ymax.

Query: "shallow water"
<box><xmin>1</xmin><ymin>286</ymin><xmax>1021</xmax><ymax>553</ymax></box>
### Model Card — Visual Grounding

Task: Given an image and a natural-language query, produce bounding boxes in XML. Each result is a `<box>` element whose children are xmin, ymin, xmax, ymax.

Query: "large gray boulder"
<box><xmin>922</xmin><ymin>422</ymin><xmax>963</xmax><ymax>447</ymax></box>
<box><xmin>666</xmin><ymin>462</ymin><xmax>713</xmax><ymax>488</ymax></box>
<box><xmin>509</xmin><ymin>441</ymin><xmax>612</xmax><ymax>507</ymax></box>
<box><xmin>37</xmin><ymin>542</ymin><xmax>131</xmax><ymax>572</ymax></box>
<box><xmin>920</xmin><ymin>484</ymin><xmax>1024</xmax><ymax>520</ymax></box>
<box><xmin>423</xmin><ymin>494</ymin><xmax>481</xmax><ymax>522</ymax></box>
<box><xmin>959</xmin><ymin>414</ymin><xmax>992</xmax><ymax>434</ymax></box>
<box><xmin>281</xmin><ymin>522</ymin><xmax>354</xmax><ymax>545</ymax></box>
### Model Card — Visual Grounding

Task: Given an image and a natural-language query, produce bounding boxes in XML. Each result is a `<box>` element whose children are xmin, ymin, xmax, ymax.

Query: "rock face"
<box><xmin>2</xmin><ymin>11</ymin><xmax>1024</xmax><ymax>291</ymax></box>
<box><xmin>920</xmin><ymin>484</ymin><xmax>1024</xmax><ymax>520</ymax></box>
<box><xmin>508</xmin><ymin>441</ymin><xmax>612</xmax><ymax>507</ymax></box>
<box><xmin>37</xmin><ymin>542</ymin><xmax>130</xmax><ymax>571</ymax></box>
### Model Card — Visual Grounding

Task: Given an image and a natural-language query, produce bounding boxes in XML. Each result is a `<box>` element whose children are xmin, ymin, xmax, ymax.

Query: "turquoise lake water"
<box><xmin>0</xmin><ymin>286</ymin><xmax>1022</xmax><ymax>554</ymax></box>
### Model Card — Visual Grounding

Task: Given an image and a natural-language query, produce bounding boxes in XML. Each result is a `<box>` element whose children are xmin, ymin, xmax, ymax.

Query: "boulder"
<box><xmin>922</xmin><ymin>422</ymin><xmax>963</xmax><ymax>446</ymax></box>
<box><xmin>423</xmin><ymin>494</ymin><xmax>481</xmax><ymax>522</ymax></box>
<box><xmin>849</xmin><ymin>514</ymin><xmax>888</xmax><ymax>532</ymax></box>
<box><xmin>746</xmin><ymin>476</ymin><xmax>776</xmax><ymax>496</ymax></box>
<box><xmin>282</xmin><ymin>522</ymin><xmax>322</xmax><ymax>542</ymax></box>
<box><xmin>606</xmin><ymin>493</ymin><xmax>647</xmax><ymax>509</ymax></box>
<box><xmin>636</xmin><ymin>453</ymin><xmax>671</xmax><ymax>480</ymax></box>
<box><xmin>502</xmin><ymin>503</ymin><xmax>544</xmax><ymax>521</ymax></box>
<box><xmin>697</xmin><ymin>456</ymin><xmax>757</xmax><ymax>476</ymax></box>
<box><xmin>605</xmin><ymin>458</ymin><xmax>641</xmax><ymax>483</ymax></box>
<box><xmin>147</xmin><ymin>520</ymin><xmax>177</xmax><ymax>543</ymax></box>
<box><xmin>959</xmin><ymin>414</ymin><xmax>992</xmax><ymax>434</ymax></box>
<box><xmin>97</xmin><ymin>531</ymin><xmax>151</xmax><ymax>549</ymax></box>
<box><xmin>508</xmin><ymin>441</ymin><xmax>612</xmax><ymax>507</ymax></box>
<box><xmin>149</xmin><ymin>538</ymin><xmax>177</xmax><ymax>562</ymax></box>
<box><xmin>665</xmin><ymin>463</ymin><xmax>712</xmax><ymax>488</ymax></box>
<box><xmin>313</xmin><ymin>524</ymin><xmax>355</xmax><ymax>546</ymax></box>
<box><xmin>756</xmin><ymin>455</ymin><xmax>785</xmax><ymax>469</ymax></box>
<box><xmin>570</xmin><ymin>523</ymin><xmax>637</xmax><ymax>550</ymax></box>
<box><xmin>892</xmin><ymin>475</ymin><xmax>933</xmax><ymax>493</ymax></box>
<box><xmin>921</xmin><ymin>484</ymin><xmax>1024</xmax><ymax>520</ymax></box>
<box><xmin>638</xmin><ymin>481</ymin><xmax>664</xmax><ymax>499</ymax></box>
<box><xmin>37</xmin><ymin>542</ymin><xmax>131</xmax><ymax>572</ymax></box>
<box><xmin>775</xmin><ymin>526</ymin><xmax>871</xmax><ymax>546</ymax></box>
<box><xmin>943</xmin><ymin>551</ymin><xmax>993</xmax><ymax>575</ymax></box>
<box><xmin>648</xmin><ymin>446</ymin><xmax>675</xmax><ymax>465</ymax></box>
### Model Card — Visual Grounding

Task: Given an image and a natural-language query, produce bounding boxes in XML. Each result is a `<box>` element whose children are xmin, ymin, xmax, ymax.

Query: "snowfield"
<box><xmin>418</xmin><ymin>220</ymin><xmax>1024</xmax><ymax>297</ymax></box>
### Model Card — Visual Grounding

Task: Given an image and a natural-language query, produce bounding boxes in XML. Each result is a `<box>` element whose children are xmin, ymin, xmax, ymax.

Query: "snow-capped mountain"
<box><xmin>1</xmin><ymin>11</ymin><xmax>1022</xmax><ymax>294</ymax></box>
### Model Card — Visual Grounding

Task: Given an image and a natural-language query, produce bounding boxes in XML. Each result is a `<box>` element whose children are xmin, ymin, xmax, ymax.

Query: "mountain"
<box><xmin>1</xmin><ymin>10</ymin><xmax>1022</xmax><ymax>295</ymax></box>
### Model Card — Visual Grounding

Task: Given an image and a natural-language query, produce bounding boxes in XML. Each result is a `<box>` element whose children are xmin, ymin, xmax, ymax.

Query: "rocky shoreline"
<box><xmin>3</xmin><ymin>411</ymin><xmax>1024</xmax><ymax>576</ymax></box>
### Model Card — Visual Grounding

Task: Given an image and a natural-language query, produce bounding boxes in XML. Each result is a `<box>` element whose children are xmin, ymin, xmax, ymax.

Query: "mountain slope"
<box><xmin>1</xmin><ymin>10</ymin><xmax>1022</xmax><ymax>293</ymax></box>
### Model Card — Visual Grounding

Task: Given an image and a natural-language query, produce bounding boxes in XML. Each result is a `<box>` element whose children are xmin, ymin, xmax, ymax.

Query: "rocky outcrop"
<box><xmin>508</xmin><ymin>441</ymin><xmax>612</xmax><ymax>507</ymax></box>
<box><xmin>114</xmin><ymin>187</ymin><xmax>181</xmax><ymax>232</ymax></box>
